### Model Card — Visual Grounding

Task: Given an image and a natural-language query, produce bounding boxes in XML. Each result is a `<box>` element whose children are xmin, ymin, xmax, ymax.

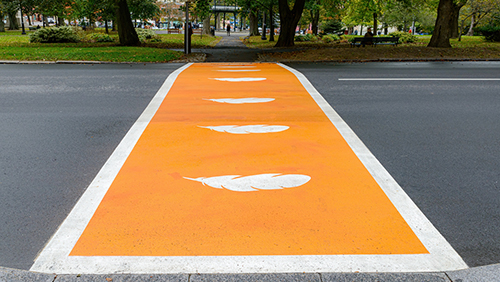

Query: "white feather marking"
<box><xmin>184</xmin><ymin>174</ymin><xmax>311</xmax><ymax>192</ymax></box>
<box><xmin>215</xmin><ymin>70</ymin><xmax>261</xmax><ymax>72</ymax></box>
<box><xmin>211</xmin><ymin>78</ymin><xmax>266</xmax><ymax>82</ymax></box>
<box><xmin>199</xmin><ymin>125</ymin><xmax>289</xmax><ymax>134</ymax></box>
<box><xmin>217</xmin><ymin>66</ymin><xmax>257</xmax><ymax>68</ymax></box>
<box><xmin>204</xmin><ymin>98</ymin><xmax>275</xmax><ymax>104</ymax></box>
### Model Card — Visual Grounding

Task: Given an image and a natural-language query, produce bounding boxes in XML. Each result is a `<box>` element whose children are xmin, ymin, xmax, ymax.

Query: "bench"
<box><xmin>192</xmin><ymin>29</ymin><xmax>202</xmax><ymax>35</ymax></box>
<box><xmin>350</xmin><ymin>37</ymin><xmax>399</xmax><ymax>47</ymax></box>
<box><xmin>167</xmin><ymin>28</ymin><xmax>180</xmax><ymax>34</ymax></box>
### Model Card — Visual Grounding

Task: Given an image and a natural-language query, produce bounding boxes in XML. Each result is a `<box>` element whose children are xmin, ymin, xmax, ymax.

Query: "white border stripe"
<box><xmin>30</xmin><ymin>63</ymin><xmax>193</xmax><ymax>273</ymax></box>
<box><xmin>339</xmin><ymin>78</ymin><xmax>500</xmax><ymax>81</ymax></box>
<box><xmin>31</xmin><ymin>63</ymin><xmax>469</xmax><ymax>274</ymax></box>
<box><xmin>279</xmin><ymin>63</ymin><xmax>468</xmax><ymax>271</ymax></box>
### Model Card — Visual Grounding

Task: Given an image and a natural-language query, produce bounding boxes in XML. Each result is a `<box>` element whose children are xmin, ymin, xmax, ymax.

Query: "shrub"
<box><xmin>295</xmin><ymin>34</ymin><xmax>307</xmax><ymax>42</ymax></box>
<box><xmin>475</xmin><ymin>25</ymin><xmax>500</xmax><ymax>42</ymax></box>
<box><xmin>295</xmin><ymin>33</ymin><xmax>319</xmax><ymax>42</ymax></box>
<box><xmin>322</xmin><ymin>34</ymin><xmax>340</xmax><ymax>43</ymax></box>
<box><xmin>29</xmin><ymin>26</ymin><xmax>80</xmax><ymax>43</ymax></box>
<box><xmin>390</xmin><ymin>31</ymin><xmax>418</xmax><ymax>43</ymax></box>
<box><xmin>135</xmin><ymin>28</ymin><xmax>161</xmax><ymax>42</ymax></box>
<box><xmin>89</xmin><ymin>33</ymin><xmax>115</xmax><ymax>43</ymax></box>
<box><xmin>321</xmin><ymin>20</ymin><xmax>344</xmax><ymax>34</ymax></box>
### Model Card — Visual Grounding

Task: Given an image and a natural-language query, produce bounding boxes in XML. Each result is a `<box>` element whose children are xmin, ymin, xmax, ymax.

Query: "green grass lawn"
<box><xmin>0</xmin><ymin>29</ymin><xmax>220</xmax><ymax>62</ymax></box>
<box><xmin>249</xmin><ymin>33</ymin><xmax>500</xmax><ymax>62</ymax></box>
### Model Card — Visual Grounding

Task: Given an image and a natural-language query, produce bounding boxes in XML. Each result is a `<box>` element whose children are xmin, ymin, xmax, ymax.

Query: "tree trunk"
<box><xmin>269</xmin><ymin>6</ymin><xmax>275</xmax><ymax>41</ymax></box>
<box><xmin>0</xmin><ymin>12</ymin><xmax>5</xmax><ymax>32</ymax></box>
<box><xmin>115</xmin><ymin>0</ymin><xmax>140</xmax><ymax>46</ymax></box>
<box><xmin>8</xmin><ymin>11</ymin><xmax>19</xmax><ymax>30</ymax></box>
<box><xmin>203</xmin><ymin>16</ymin><xmax>211</xmax><ymax>35</ymax></box>
<box><xmin>450</xmin><ymin>1</ymin><xmax>466</xmax><ymax>38</ymax></box>
<box><xmin>275</xmin><ymin>0</ymin><xmax>306</xmax><ymax>47</ymax></box>
<box><xmin>105</xmin><ymin>20</ymin><xmax>109</xmax><ymax>34</ymax></box>
<box><xmin>311</xmin><ymin>8</ymin><xmax>319</xmax><ymax>35</ymax></box>
<box><xmin>428</xmin><ymin>0</ymin><xmax>453</xmax><ymax>48</ymax></box>
<box><xmin>373</xmin><ymin>13</ymin><xmax>377</xmax><ymax>36</ymax></box>
<box><xmin>466</xmin><ymin>12</ymin><xmax>475</xmax><ymax>36</ymax></box>
<box><xmin>249</xmin><ymin>9</ymin><xmax>259</xmax><ymax>36</ymax></box>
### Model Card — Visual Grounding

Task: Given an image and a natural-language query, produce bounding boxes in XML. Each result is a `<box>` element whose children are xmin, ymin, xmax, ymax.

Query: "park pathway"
<box><xmin>204</xmin><ymin>31</ymin><xmax>260</xmax><ymax>62</ymax></box>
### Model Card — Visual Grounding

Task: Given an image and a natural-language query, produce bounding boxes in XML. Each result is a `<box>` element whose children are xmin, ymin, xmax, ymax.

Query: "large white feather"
<box><xmin>184</xmin><ymin>174</ymin><xmax>311</xmax><ymax>192</ymax></box>
<box><xmin>199</xmin><ymin>125</ymin><xmax>289</xmax><ymax>134</ymax></box>
<box><xmin>204</xmin><ymin>98</ymin><xmax>275</xmax><ymax>104</ymax></box>
<box><xmin>211</xmin><ymin>78</ymin><xmax>266</xmax><ymax>82</ymax></box>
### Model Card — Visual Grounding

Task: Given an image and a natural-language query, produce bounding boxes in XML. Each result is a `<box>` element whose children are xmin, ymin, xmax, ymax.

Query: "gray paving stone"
<box><xmin>446</xmin><ymin>263</ymin><xmax>500</xmax><ymax>282</ymax></box>
<box><xmin>54</xmin><ymin>274</ymin><xmax>187</xmax><ymax>282</ymax></box>
<box><xmin>0</xmin><ymin>267</ymin><xmax>55</xmax><ymax>282</ymax></box>
<box><xmin>190</xmin><ymin>273</ymin><xmax>321</xmax><ymax>282</ymax></box>
<box><xmin>321</xmin><ymin>272</ymin><xmax>451</xmax><ymax>282</ymax></box>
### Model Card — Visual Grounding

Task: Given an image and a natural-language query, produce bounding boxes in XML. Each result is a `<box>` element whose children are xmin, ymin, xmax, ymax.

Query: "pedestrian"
<box><xmin>364</xmin><ymin>27</ymin><xmax>374</xmax><ymax>45</ymax></box>
<box><xmin>226</xmin><ymin>23</ymin><xmax>231</xmax><ymax>36</ymax></box>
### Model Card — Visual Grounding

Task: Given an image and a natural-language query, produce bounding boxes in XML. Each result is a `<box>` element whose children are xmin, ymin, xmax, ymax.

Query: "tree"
<box><xmin>428</xmin><ymin>0</ymin><xmax>455</xmax><ymax>47</ymax></box>
<box><xmin>304</xmin><ymin>0</ymin><xmax>322</xmax><ymax>35</ymax></box>
<box><xmin>128</xmin><ymin>0</ymin><xmax>160</xmax><ymax>27</ymax></box>
<box><xmin>115</xmin><ymin>0</ymin><xmax>140</xmax><ymax>45</ymax></box>
<box><xmin>0</xmin><ymin>1</ymin><xmax>5</xmax><ymax>32</ymax></box>
<box><xmin>193</xmin><ymin>0</ymin><xmax>211</xmax><ymax>36</ymax></box>
<box><xmin>236</xmin><ymin>0</ymin><xmax>260</xmax><ymax>35</ymax></box>
<box><xmin>275</xmin><ymin>0</ymin><xmax>307</xmax><ymax>47</ymax></box>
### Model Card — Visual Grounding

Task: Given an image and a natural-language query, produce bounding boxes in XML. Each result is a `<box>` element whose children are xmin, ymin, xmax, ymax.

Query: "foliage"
<box><xmin>390</xmin><ymin>31</ymin><xmax>418</xmax><ymax>43</ymax></box>
<box><xmin>322</xmin><ymin>34</ymin><xmax>340</xmax><ymax>42</ymax></box>
<box><xmin>295</xmin><ymin>33</ymin><xmax>318</xmax><ymax>41</ymax></box>
<box><xmin>321</xmin><ymin>19</ymin><xmax>344</xmax><ymax>34</ymax></box>
<box><xmin>135</xmin><ymin>28</ymin><xmax>161</xmax><ymax>42</ymax></box>
<box><xmin>128</xmin><ymin>0</ymin><xmax>160</xmax><ymax>21</ymax></box>
<box><xmin>475</xmin><ymin>25</ymin><xmax>500</xmax><ymax>41</ymax></box>
<box><xmin>88</xmin><ymin>33</ymin><xmax>115</xmax><ymax>43</ymax></box>
<box><xmin>29</xmin><ymin>26</ymin><xmax>80</xmax><ymax>43</ymax></box>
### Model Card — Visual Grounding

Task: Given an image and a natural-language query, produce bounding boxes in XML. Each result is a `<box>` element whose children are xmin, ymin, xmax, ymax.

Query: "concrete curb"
<box><xmin>2</xmin><ymin>57</ymin><xmax>500</xmax><ymax>65</ymax></box>
<box><xmin>1</xmin><ymin>265</ymin><xmax>499</xmax><ymax>282</ymax></box>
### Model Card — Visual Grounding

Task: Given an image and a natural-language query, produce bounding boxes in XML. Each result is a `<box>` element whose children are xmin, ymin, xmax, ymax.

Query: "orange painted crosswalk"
<box><xmin>69</xmin><ymin>63</ymin><xmax>426</xmax><ymax>256</ymax></box>
<box><xmin>31</xmin><ymin>63</ymin><xmax>467</xmax><ymax>274</ymax></box>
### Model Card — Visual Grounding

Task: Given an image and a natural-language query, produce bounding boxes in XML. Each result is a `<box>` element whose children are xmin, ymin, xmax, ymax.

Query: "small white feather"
<box><xmin>204</xmin><ymin>98</ymin><xmax>275</xmax><ymax>104</ymax></box>
<box><xmin>199</xmin><ymin>125</ymin><xmax>289</xmax><ymax>134</ymax></box>
<box><xmin>184</xmin><ymin>174</ymin><xmax>311</xmax><ymax>192</ymax></box>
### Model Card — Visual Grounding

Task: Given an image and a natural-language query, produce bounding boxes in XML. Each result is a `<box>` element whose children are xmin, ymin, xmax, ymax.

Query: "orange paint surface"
<box><xmin>70</xmin><ymin>63</ymin><xmax>428</xmax><ymax>256</ymax></box>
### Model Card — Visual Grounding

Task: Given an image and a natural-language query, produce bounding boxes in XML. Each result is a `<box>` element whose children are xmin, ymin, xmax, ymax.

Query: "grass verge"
<box><xmin>0</xmin><ymin>29</ymin><xmax>220</xmax><ymax>62</ymax></box>
<box><xmin>245</xmin><ymin>34</ymin><xmax>500</xmax><ymax>62</ymax></box>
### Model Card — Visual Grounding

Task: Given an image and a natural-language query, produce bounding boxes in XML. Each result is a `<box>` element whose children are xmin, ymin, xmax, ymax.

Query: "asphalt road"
<box><xmin>1</xmin><ymin>62</ymin><xmax>499</xmax><ymax>271</ymax></box>
<box><xmin>0</xmin><ymin>63</ymin><xmax>182</xmax><ymax>270</ymax></box>
<box><xmin>290</xmin><ymin>61</ymin><xmax>500</xmax><ymax>267</ymax></box>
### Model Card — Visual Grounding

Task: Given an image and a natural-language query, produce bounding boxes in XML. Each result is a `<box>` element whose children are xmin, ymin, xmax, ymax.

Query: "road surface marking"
<box><xmin>216</xmin><ymin>69</ymin><xmax>261</xmax><ymax>72</ymax></box>
<box><xmin>211</xmin><ymin>77</ymin><xmax>267</xmax><ymax>82</ymax></box>
<box><xmin>204</xmin><ymin>98</ymin><xmax>275</xmax><ymax>104</ymax></box>
<box><xmin>31</xmin><ymin>63</ymin><xmax>467</xmax><ymax>274</ymax></box>
<box><xmin>339</xmin><ymin>78</ymin><xmax>500</xmax><ymax>81</ymax></box>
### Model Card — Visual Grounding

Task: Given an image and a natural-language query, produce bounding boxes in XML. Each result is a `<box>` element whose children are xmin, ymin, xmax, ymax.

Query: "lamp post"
<box><xmin>184</xmin><ymin>0</ymin><xmax>191</xmax><ymax>54</ymax></box>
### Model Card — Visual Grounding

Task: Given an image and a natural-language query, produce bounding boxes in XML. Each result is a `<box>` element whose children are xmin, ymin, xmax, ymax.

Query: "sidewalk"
<box><xmin>202</xmin><ymin>31</ymin><xmax>261</xmax><ymax>62</ymax></box>
<box><xmin>2</xmin><ymin>264</ymin><xmax>500</xmax><ymax>282</ymax></box>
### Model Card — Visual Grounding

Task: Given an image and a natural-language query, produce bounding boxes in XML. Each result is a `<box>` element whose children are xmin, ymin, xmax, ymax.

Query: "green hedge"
<box><xmin>135</xmin><ymin>28</ymin><xmax>161</xmax><ymax>43</ymax></box>
<box><xmin>29</xmin><ymin>26</ymin><xmax>80</xmax><ymax>43</ymax></box>
<box><xmin>475</xmin><ymin>25</ymin><xmax>500</xmax><ymax>42</ymax></box>
<box><xmin>389</xmin><ymin>31</ymin><xmax>418</xmax><ymax>43</ymax></box>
